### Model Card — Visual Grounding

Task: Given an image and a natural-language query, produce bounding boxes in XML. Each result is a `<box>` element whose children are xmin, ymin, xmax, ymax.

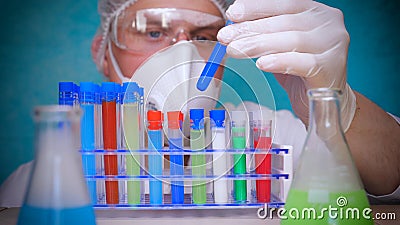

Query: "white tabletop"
<box><xmin>1</xmin><ymin>205</ymin><xmax>398</xmax><ymax>225</ymax></box>
<box><xmin>0</xmin><ymin>207</ymin><xmax>278</xmax><ymax>225</ymax></box>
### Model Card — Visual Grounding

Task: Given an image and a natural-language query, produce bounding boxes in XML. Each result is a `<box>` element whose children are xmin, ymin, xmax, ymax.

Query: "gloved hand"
<box><xmin>217</xmin><ymin>0</ymin><xmax>356</xmax><ymax>131</ymax></box>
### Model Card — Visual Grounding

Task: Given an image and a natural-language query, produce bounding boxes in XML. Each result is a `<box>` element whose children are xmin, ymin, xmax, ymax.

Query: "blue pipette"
<box><xmin>196</xmin><ymin>20</ymin><xmax>234</xmax><ymax>91</ymax></box>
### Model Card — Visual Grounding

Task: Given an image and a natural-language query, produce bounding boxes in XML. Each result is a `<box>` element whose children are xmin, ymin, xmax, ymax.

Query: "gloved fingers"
<box><xmin>225</xmin><ymin>30</ymin><xmax>330</xmax><ymax>59</ymax></box>
<box><xmin>255</xmin><ymin>52</ymin><xmax>323</xmax><ymax>79</ymax></box>
<box><xmin>226</xmin><ymin>0</ymin><xmax>314</xmax><ymax>22</ymax></box>
<box><xmin>218</xmin><ymin>12</ymin><xmax>319</xmax><ymax>44</ymax></box>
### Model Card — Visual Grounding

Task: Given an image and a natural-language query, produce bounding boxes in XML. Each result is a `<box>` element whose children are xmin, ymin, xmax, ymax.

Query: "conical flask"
<box><xmin>17</xmin><ymin>105</ymin><xmax>96</xmax><ymax>225</ymax></box>
<box><xmin>282</xmin><ymin>88</ymin><xmax>373</xmax><ymax>225</ymax></box>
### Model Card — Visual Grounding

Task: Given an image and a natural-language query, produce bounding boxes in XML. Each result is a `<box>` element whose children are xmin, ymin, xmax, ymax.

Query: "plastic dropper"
<box><xmin>196</xmin><ymin>20</ymin><xmax>234</xmax><ymax>91</ymax></box>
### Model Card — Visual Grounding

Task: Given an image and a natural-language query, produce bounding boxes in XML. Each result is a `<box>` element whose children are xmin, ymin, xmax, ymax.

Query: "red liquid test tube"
<box><xmin>253</xmin><ymin>118</ymin><xmax>272</xmax><ymax>203</ymax></box>
<box><xmin>255</xmin><ymin>136</ymin><xmax>272</xmax><ymax>203</ymax></box>
<box><xmin>101</xmin><ymin>82</ymin><xmax>119</xmax><ymax>204</ymax></box>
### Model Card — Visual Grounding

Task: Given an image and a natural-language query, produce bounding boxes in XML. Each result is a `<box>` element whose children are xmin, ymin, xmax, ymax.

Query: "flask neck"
<box><xmin>308</xmin><ymin>89</ymin><xmax>344</xmax><ymax>141</ymax></box>
<box><xmin>28</xmin><ymin>106</ymin><xmax>90</xmax><ymax>208</ymax></box>
<box><xmin>34</xmin><ymin>106</ymin><xmax>81</xmax><ymax>152</ymax></box>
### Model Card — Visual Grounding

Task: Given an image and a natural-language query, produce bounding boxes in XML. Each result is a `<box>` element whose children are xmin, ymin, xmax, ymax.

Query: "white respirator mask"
<box><xmin>132</xmin><ymin>41</ymin><xmax>221</xmax><ymax>116</ymax></box>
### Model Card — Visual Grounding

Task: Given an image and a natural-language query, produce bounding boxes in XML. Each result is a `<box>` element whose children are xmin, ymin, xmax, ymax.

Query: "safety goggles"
<box><xmin>110</xmin><ymin>8</ymin><xmax>225</xmax><ymax>53</ymax></box>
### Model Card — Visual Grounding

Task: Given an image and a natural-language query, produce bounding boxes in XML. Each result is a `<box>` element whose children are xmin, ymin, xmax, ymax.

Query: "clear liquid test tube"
<box><xmin>210</xmin><ymin>110</ymin><xmax>229</xmax><ymax>203</ymax></box>
<box><xmin>94</xmin><ymin>84</ymin><xmax>105</xmax><ymax>203</ymax></box>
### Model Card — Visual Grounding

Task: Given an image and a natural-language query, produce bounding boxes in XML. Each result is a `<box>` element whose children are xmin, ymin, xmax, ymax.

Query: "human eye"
<box><xmin>144</xmin><ymin>24</ymin><xmax>168</xmax><ymax>41</ymax></box>
<box><xmin>191</xmin><ymin>30</ymin><xmax>218</xmax><ymax>41</ymax></box>
<box><xmin>147</xmin><ymin>30</ymin><xmax>163</xmax><ymax>39</ymax></box>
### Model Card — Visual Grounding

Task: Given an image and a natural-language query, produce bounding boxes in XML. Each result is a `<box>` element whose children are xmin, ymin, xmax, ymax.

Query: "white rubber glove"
<box><xmin>217</xmin><ymin>0</ymin><xmax>356</xmax><ymax>131</ymax></box>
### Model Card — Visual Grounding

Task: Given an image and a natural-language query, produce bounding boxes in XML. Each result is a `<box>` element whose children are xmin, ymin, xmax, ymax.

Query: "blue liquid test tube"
<box><xmin>79</xmin><ymin>82</ymin><xmax>97</xmax><ymax>204</ymax></box>
<box><xmin>59</xmin><ymin>82</ymin><xmax>74</xmax><ymax>106</ymax></box>
<box><xmin>167</xmin><ymin>111</ymin><xmax>184</xmax><ymax>204</ymax></box>
<box><xmin>196</xmin><ymin>20</ymin><xmax>234</xmax><ymax>91</ymax></box>
<box><xmin>147</xmin><ymin>110</ymin><xmax>163</xmax><ymax>205</ymax></box>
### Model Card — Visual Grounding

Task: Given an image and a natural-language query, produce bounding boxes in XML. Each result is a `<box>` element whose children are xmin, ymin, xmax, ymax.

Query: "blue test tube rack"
<box><xmin>81</xmin><ymin>146</ymin><xmax>292</xmax><ymax>209</ymax></box>
<box><xmin>60</xmin><ymin>81</ymin><xmax>293</xmax><ymax>209</ymax></box>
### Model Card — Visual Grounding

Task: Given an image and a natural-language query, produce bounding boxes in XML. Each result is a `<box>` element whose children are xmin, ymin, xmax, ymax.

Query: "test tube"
<box><xmin>190</xmin><ymin>109</ymin><xmax>207</xmax><ymax>204</ymax></box>
<box><xmin>138</xmin><ymin>87</ymin><xmax>145</xmax><ymax>202</ymax></box>
<box><xmin>101</xmin><ymin>82</ymin><xmax>119</xmax><ymax>204</ymax></box>
<box><xmin>58</xmin><ymin>82</ymin><xmax>74</xmax><ymax>106</ymax></box>
<box><xmin>147</xmin><ymin>110</ymin><xmax>163</xmax><ymax>205</ymax></box>
<box><xmin>210</xmin><ymin>110</ymin><xmax>229</xmax><ymax>203</ymax></box>
<box><xmin>254</xmin><ymin>112</ymin><xmax>272</xmax><ymax>203</ymax></box>
<box><xmin>231</xmin><ymin>111</ymin><xmax>247</xmax><ymax>202</ymax></box>
<box><xmin>247</xmin><ymin>112</ymin><xmax>255</xmax><ymax>202</ymax></box>
<box><xmin>196</xmin><ymin>20</ymin><xmax>234</xmax><ymax>91</ymax></box>
<box><xmin>123</xmin><ymin>82</ymin><xmax>142</xmax><ymax>204</ymax></box>
<box><xmin>94</xmin><ymin>84</ymin><xmax>105</xmax><ymax>203</ymax></box>
<box><xmin>79</xmin><ymin>82</ymin><xmax>97</xmax><ymax>204</ymax></box>
<box><xmin>167</xmin><ymin>111</ymin><xmax>184</xmax><ymax>204</ymax></box>
<box><xmin>94</xmin><ymin>84</ymin><xmax>103</xmax><ymax>149</ymax></box>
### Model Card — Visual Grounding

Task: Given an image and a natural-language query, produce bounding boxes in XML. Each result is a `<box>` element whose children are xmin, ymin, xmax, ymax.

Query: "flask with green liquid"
<box><xmin>282</xmin><ymin>88</ymin><xmax>373</xmax><ymax>225</ymax></box>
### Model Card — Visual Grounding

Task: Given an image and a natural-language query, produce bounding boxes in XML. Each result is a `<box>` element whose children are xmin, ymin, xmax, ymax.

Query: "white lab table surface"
<box><xmin>1</xmin><ymin>205</ymin><xmax>398</xmax><ymax>225</ymax></box>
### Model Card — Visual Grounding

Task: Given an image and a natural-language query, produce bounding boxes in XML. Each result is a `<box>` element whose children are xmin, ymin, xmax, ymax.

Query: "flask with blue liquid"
<box><xmin>17</xmin><ymin>105</ymin><xmax>96</xmax><ymax>225</ymax></box>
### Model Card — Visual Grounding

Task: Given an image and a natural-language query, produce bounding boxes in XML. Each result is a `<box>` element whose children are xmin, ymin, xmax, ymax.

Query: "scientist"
<box><xmin>0</xmin><ymin>0</ymin><xmax>399</xmax><ymax>206</ymax></box>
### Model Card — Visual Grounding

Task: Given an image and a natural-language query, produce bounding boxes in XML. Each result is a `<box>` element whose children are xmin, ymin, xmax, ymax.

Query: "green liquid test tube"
<box><xmin>231</xmin><ymin>111</ymin><xmax>247</xmax><ymax>202</ymax></box>
<box><xmin>190</xmin><ymin>109</ymin><xmax>207</xmax><ymax>204</ymax></box>
<box><xmin>122</xmin><ymin>82</ymin><xmax>141</xmax><ymax>204</ymax></box>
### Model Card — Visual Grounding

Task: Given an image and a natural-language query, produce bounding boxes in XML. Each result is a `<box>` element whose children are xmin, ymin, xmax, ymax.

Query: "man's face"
<box><xmin>103</xmin><ymin>0</ymin><xmax>225</xmax><ymax>83</ymax></box>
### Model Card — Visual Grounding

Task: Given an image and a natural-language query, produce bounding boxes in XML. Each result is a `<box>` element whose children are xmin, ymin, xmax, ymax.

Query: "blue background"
<box><xmin>0</xmin><ymin>0</ymin><xmax>399</xmax><ymax>185</ymax></box>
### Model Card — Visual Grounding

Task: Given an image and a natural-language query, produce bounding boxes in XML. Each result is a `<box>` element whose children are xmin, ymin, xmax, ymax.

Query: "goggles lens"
<box><xmin>111</xmin><ymin>8</ymin><xmax>225</xmax><ymax>52</ymax></box>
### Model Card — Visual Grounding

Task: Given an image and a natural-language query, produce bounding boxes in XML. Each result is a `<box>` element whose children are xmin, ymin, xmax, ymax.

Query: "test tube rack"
<box><xmin>81</xmin><ymin>143</ymin><xmax>292</xmax><ymax>209</ymax></box>
<box><xmin>61</xmin><ymin>81</ymin><xmax>293</xmax><ymax>209</ymax></box>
